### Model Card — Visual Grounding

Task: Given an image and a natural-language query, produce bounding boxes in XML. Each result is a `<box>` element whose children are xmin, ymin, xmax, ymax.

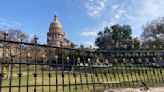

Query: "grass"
<box><xmin>1</xmin><ymin>64</ymin><xmax>164</xmax><ymax>92</ymax></box>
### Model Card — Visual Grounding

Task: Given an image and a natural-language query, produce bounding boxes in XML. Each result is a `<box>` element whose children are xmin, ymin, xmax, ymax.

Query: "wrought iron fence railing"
<box><xmin>0</xmin><ymin>34</ymin><xmax>164</xmax><ymax>92</ymax></box>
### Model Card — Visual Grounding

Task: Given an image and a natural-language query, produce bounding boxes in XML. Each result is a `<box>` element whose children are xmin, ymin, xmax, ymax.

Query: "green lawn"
<box><xmin>1</xmin><ymin>64</ymin><xmax>164</xmax><ymax>92</ymax></box>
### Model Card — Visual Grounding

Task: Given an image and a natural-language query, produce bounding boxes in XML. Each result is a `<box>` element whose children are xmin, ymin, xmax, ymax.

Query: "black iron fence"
<box><xmin>0</xmin><ymin>34</ymin><xmax>164</xmax><ymax>92</ymax></box>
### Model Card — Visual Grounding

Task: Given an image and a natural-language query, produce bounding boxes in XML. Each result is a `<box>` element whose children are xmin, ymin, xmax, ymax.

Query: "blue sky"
<box><xmin>0</xmin><ymin>0</ymin><xmax>164</xmax><ymax>47</ymax></box>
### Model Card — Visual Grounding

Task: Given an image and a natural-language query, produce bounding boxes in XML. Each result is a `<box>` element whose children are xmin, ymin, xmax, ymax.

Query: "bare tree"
<box><xmin>141</xmin><ymin>17</ymin><xmax>164</xmax><ymax>48</ymax></box>
<box><xmin>0</xmin><ymin>28</ymin><xmax>29</xmax><ymax>79</ymax></box>
<box><xmin>0</xmin><ymin>28</ymin><xmax>28</xmax><ymax>42</ymax></box>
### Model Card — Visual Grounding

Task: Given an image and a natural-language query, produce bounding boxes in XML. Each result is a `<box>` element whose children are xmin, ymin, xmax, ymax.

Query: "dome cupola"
<box><xmin>49</xmin><ymin>15</ymin><xmax>64</xmax><ymax>35</ymax></box>
<box><xmin>53</xmin><ymin>15</ymin><xmax>62</xmax><ymax>29</ymax></box>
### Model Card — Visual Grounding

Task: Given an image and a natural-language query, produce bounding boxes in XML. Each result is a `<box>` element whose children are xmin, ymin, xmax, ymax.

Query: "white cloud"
<box><xmin>112</xmin><ymin>4</ymin><xmax>119</xmax><ymax>11</ymax></box>
<box><xmin>29</xmin><ymin>33</ymin><xmax>36</xmax><ymax>40</ymax></box>
<box><xmin>132</xmin><ymin>34</ymin><xmax>140</xmax><ymax>40</ymax></box>
<box><xmin>131</xmin><ymin>0</ymin><xmax>164</xmax><ymax>35</ymax></box>
<box><xmin>81</xmin><ymin>31</ymin><xmax>97</xmax><ymax>36</ymax></box>
<box><xmin>83</xmin><ymin>41</ymin><xmax>97</xmax><ymax>48</ymax></box>
<box><xmin>111</xmin><ymin>4</ymin><xmax>132</xmax><ymax>21</ymax></box>
<box><xmin>80</xmin><ymin>19</ymin><xmax>115</xmax><ymax>37</ymax></box>
<box><xmin>142</xmin><ymin>1</ymin><xmax>161</xmax><ymax>16</ymax></box>
<box><xmin>82</xmin><ymin>0</ymin><xmax>164</xmax><ymax>44</ymax></box>
<box><xmin>85</xmin><ymin>0</ymin><xmax>108</xmax><ymax>17</ymax></box>
<box><xmin>0</xmin><ymin>17</ymin><xmax>21</xmax><ymax>29</ymax></box>
<box><xmin>107</xmin><ymin>0</ymin><xmax>164</xmax><ymax>36</ymax></box>
<box><xmin>129</xmin><ymin>0</ymin><xmax>163</xmax><ymax>21</ymax></box>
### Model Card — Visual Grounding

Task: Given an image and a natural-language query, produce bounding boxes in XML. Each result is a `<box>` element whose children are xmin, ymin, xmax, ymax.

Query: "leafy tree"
<box><xmin>141</xmin><ymin>17</ymin><xmax>164</xmax><ymax>49</ymax></box>
<box><xmin>95</xmin><ymin>24</ymin><xmax>140</xmax><ymax>50</ymax></box>
<box><xmin>95</xmin><ymin>27</ymin><xmax>112</xmax><ymax>49</ymax></box>
<box><xmin>112</xmin><ymin>24</ymin><xmax>132</xmax><ymax>42</ymax></box>
<box><xmin>132</xmin><ymin>37</ymin><xmax>140</xmax><ymax>50</ymax></box>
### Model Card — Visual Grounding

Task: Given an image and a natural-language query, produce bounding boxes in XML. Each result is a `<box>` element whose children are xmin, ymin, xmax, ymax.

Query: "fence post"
<box><xmin>18</xmin><ymin>39</ymin><xmax>23</xmax><ymax>92</ymax></box>
<box><xmin>33</xmin><ymin>35</ymin><xmax>38</xmax><ymax>92</ymax></box>
<box><xmin>26</xmin><ymin>52</ymin><xmax>31</xmax><ymax>92</ymax></box>
<box><xmin>41</xmin><ymin>54</ymin><xmax>45</xmax><ymax>92</ymax></box>
<box><xmin>55</xmin><ymin>55</ymin><xmax>58</xmax><ymax>92</ymax></box>
<box><xmin>0</xmin><ymin>32</ymin><xmax>8</xmax><ymax>92</ymax></box>
<box><xmin>66</xmin><ymin>56</ymin><xmax>71</xmax><ymax>91</ymax></box>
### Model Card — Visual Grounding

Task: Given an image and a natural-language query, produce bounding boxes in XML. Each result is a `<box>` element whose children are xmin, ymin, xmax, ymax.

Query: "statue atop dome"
<box><xmin>54</xmin><ymin>15</ymin><xmax>58</xmax><ymax>22</ymax></box>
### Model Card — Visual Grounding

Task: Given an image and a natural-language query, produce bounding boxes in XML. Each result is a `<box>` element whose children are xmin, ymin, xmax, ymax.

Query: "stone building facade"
<box><xmin>47</xmin><ymin>15</ymin><xmax>73</xmax><ymax>47</ymax></box>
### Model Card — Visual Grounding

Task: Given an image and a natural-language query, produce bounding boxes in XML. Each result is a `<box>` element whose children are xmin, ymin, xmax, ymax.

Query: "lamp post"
<box><xmin>41</xmin><ymin>54</ymin><xmax>46</xmax><ymax>69</ymax></box>
<box><xmin>42</xmin><ymin>54</ymin><xmax>46</xmax><ymax>63</ymax></box>
<box><xmin>66</xmin><ymin>57</ymin><xmax>70</xmax><ymax>70</ymax></box>
<box><xmin>26</xmin><ymin>52</ymin><xmax>31</xmax><ymax>92</ymax></box>
<box><xmin>10</xmin><ymin>48</ymin><xmax>15</xmax><ymax>64</ymax></box>
<box><xmin>8</xmin><ymin>48</ymin><xmax>15</xmax><ymax>91</ymax></box>
<box><xmin>34</xmin><ymin>35</ymin><xmax>38</xmax><ymax>44</ymax></box>
<box><xmin>27</xmin><ymin>53</ymin><xmax>31</xmax><ymax>59</ymax></box>
<box><xmin>3</xmin><ymin>31</ymin><xmax>8</xmax><ymax>40</ymax></box>
<box><xmin>27</xmin><ymin>53</ymin><xmax>31</xmax><ymax>64</ymax></box>
<box><xmin>41</xmin><ymin>54</ymin><xmax>45</xmax><ymax>92</ymax></box>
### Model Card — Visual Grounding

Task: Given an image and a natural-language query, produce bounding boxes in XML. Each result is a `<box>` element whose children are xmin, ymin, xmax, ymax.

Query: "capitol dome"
<box><xmin>49</xmin><ymin>15</ymin><xmax>64</xmax><ymax>35</ymax></box>
<box><xmin>47</xmin><ymin>15</ymin><xmax>74</xmax><ymax>47</ymax></box>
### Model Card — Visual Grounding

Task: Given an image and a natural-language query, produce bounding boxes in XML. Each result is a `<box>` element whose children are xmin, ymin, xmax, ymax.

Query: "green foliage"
<box><xmin>111</xmin><ymin>24</ymin><xmax>132</xmax><ymax>43</ymax></box>
<box><xmin>95</xmin><ymin>27</ymin><xmax>112</xmax><ymax>49</ymax></box>
<box><xmin>95</xmin><ymin>24</ymin><xmax>140</xmax><ymax>50</ymax></box>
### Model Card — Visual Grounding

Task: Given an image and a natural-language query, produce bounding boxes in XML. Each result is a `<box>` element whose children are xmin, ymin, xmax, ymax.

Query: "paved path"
<box><xmin>103</xmin><ymin>87</ymin><xmax>164</xmax><ymax>92</ymax></box>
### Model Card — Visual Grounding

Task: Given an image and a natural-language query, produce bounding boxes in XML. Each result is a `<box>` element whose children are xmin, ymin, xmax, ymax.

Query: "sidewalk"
<box><xmin>103</xmin><ymin>87</ymin><xmax>164</xmax><ymax>92</ymax></box>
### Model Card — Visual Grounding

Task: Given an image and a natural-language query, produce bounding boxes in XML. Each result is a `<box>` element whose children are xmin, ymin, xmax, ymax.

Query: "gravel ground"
<box><xmin>103</xmin><ymin>87</ymin><xmax>164</xmax><ymax>92</ymax></box>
